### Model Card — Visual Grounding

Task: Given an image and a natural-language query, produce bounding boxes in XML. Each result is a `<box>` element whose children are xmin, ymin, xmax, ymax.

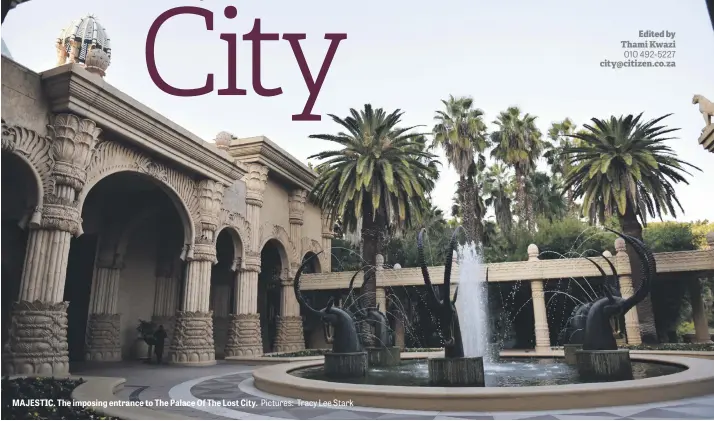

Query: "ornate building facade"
<box><xmin>1</xmin><ymin>15</ymin><xmax>333</xmax><ymax>375</ymax></box>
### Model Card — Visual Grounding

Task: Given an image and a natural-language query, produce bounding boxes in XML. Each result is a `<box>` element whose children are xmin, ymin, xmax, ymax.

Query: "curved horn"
<box><xmin>347</xmin><ymin>265</ymin><xmax>371</xmax><ymax>315</ymax></box>
<box><xmin>583</xmin><ymin>256</ymin><xmax>615</xmax><ymax>304</ymax></box>
<box><xmin>452</xmin><ymin>286</ymin><xmax>459</xmax><ymax>305</ymax></box>
<box><xmin>443</xmin><ymin>226</ymin><xmax>463</xmax><ymax>308</ymax></box>
<box><xmin>294</xmin><ymin>250</ymin><xmax>325</xmax><ymax>317</ymax></box>
<box><xmin>604</xmin><ymin>229</ymin><xmax>652</xmax><ymax>314</ymax></box>
<box><xmin>418</xmin><ymin>228</ymin><xmax>442</xmax><ymax>306</ymax></box>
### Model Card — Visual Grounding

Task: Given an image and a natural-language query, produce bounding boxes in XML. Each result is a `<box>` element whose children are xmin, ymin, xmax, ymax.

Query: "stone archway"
<box><xmin>210</xmin><ymin>226</ymin><xmax>245</xmax><ymax>358</ymax></box>
<box><xmin>71</xmin><ymin>168</ymin><xmax>193</xmax><ymax>362</ymax></box>
<box><xmin>258</xmin><ymin>239</ymin><xmax>287</xmax><ymax>354</ymax></box>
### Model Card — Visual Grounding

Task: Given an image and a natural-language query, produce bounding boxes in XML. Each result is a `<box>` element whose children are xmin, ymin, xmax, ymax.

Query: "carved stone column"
<box><xmin>321</xmin><ymin>215</ymin><xmax>334</xmax><ymax>272</ymax></box>
<box><xmin>3</xmin><ymin>114</ymin><xmax>101</xmax><ymax>376</ymax></box>
<box><xmin>273</xmin><ymin>190</ymin><xmax>308</xmax><ymax>353</ymax></box>
<box><xmin>615</xmin><ymin>238</ymin><xmax>642</xmax><ymax>345</ymax></box>
<box><xmin>527</xmin><ymin>245</ymin><xmax>550</xmax><ymax>350</ymax></box>
<box><xmin>225</xmin><ymin>259</ymin><xmax>262</xmax><ymax>357</ymax></box>
<box><xmin>84</xmin><ymin>263</ymin><xmax>121</xmax><ymax>362</ymax></box>
<box><xmin>169</xmin><ymin>180</ymin><xmax>224</xmax><ymax>366</ymax></box>
<box><xmin>688</xmin><ymin>279</ymin><xmax>713</xmax><ymax>343</ymax></box>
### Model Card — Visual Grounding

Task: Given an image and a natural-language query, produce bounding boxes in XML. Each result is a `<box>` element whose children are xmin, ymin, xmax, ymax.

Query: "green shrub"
<box><xmin>623</xmin><ymin>343</ymin><xmax>714</xmax><ymax>352</ymax></box>
<box><xmin>1</xmin><ymin>377</ymin><xmax>118</xmax><ymax>420</ymax></box>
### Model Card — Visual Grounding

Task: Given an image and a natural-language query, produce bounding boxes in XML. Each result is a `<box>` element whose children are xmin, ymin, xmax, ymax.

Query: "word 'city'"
<box><xmin>145</xmin><ymin>6</ymin><xmax>347</xmax><ymax>121</ymax></box>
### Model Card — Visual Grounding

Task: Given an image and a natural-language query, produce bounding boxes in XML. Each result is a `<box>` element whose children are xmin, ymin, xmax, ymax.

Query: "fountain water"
<box><xmin>454</xmin><ymin>243</ymin><xmax>492</xmax><ymax>362</ymax></box>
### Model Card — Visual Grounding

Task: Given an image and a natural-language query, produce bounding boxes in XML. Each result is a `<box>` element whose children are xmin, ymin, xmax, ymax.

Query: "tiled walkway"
<box><xmin>73</xmin><ymin>361</ymin><xmax>714</xmax><ymax>420</ymax></box>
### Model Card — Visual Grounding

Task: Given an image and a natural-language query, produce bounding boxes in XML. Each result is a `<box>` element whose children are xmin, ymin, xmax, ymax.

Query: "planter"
<box><xmin>324</xmin><ymin>352</ymin><xmax>367</xmax><ymax>378</ymax></box>
<box><xmin>428</xmin><ymin>356</ymin><xmax>484</xmax><ymax>386</ymax></box>
<box><xmin>564</xmin><ymin>343</ymin><xmax>583</xmax><ymax>365</ymax></box>
<box><xmin>367</xmin><ymin>346</ymin><xmax>401</xmax><ymax>367</ymax></box>
<box><xmin>576</xmin><ymin>349</ymin><xmax>633</xmax><ymax>382</ymax></box>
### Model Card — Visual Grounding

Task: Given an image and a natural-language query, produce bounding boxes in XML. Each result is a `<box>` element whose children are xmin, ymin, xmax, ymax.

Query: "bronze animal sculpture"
<box><xmin>580</xmin><ymin>229</ymin><xmax>654</xmax><ymax>350</ymax></box>
<box><xmin>344</xmin><ymin>266</ymin><xmax>394</xmax><ymax>348</ymax></box>
<box><xmin>294</xmin><ymin>251</ymin><xmax>363</xmax><ymax>353</ymax></box>
<box><xmin>417</xmin><ymin>227</ymin><xmax>464</xmax><ymax>358</ymax></box>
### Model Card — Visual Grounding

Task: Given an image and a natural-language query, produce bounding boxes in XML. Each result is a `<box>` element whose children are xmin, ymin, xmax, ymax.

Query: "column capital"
<box><xmin>47</xmin><ymin>113</ymin><xmax>102</xmax><ymax>193</ymax></box>
<box><xmin>37</xmin><ymin>201</ymin><xmax>82</xmax><ymax>235</ymax></box>
<box><xmin>197</xmin><ymin>179</ymin><xmax>225</xmax><ymax>234</ymax></box>
<box><xmin>245</xmin><ymin>164</ymin><xmax>269</xmax><ymax>207</ymax></box>
<box><xmin>243</xmin><ymin>251</ymin><xmax>261</xmax><ymax>273</ymax></box>
<box><xmin>188</xmin><ymin>243</ymin><xmax>217</xmax><ymax>263</ymax></box>
<box><xmin>288</xmin><ymin>189</ymin><xmax>307</xmax><ymax>225</ymax></box>
<box><xmin>321</xmin><ymin>214</ymin><xmax>334</xmax><ymax>239</ymax></box>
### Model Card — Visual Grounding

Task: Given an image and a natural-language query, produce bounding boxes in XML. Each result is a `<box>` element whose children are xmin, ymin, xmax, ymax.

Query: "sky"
<box><xmin>2</xmin><ymin>0</ymin><xmax>713</xmax><ymax>223</ymax></box>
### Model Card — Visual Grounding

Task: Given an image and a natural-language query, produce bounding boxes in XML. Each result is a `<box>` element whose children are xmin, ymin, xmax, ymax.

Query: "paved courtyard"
<box><xmin>72</xmin><ymin>361</ymin><xmax>714</xmax><ymax>420</ymax></box>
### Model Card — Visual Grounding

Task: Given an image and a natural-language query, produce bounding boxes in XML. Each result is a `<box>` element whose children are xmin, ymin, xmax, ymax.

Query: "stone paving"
<box><xmin>72</xmin><ymin>361</ymin><xmax>714</xmax><ymax>420</ymax></box>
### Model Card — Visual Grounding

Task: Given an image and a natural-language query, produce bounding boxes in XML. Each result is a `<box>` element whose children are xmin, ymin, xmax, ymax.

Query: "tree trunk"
<box><xmin>514</xmin><ymin>169</ymin><xmax>527</xmax><ymax>229</ymax></box>
<box><xmin>361</xmin><ymin>195</ymin><xmax>387</xmax><ymax>347</ymax></box>
<box><xmin>619</xmin><ymin>208</ymin><xmax>658</xmax><ymax>344</ymax></box>
<box><xmin>458</xmin><ymin>177</ymin><xmax>475</xmax><ymax>244</ymax></box>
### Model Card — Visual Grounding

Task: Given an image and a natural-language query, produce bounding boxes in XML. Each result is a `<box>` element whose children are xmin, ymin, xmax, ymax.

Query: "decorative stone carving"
<box><xmin>214</xmin><ymin>131</ymin><xmax>234</xmax><ymax>150</ymax></box>
<box><xmin>274</xmin><ymin>315</ymin><xmax>305</xmax><ymax>353</ymax></box>
<box><xmin>288</xmin><ymin>189</ymin><xmax>307</xmax><ymax>225</ymax></box>
<box><xmin>84</xmin><ymin>46</ymin><xmax>111</xmax><ymax>77</ymax></box>
<box><xmin>2</xmin><ymin>301</ymin><xmax>70</xmax><ymax>376</ymax></box>
<box><xmin>693</xmin><ymin>94</ymin><xmax>713</xmax><ymax>151</ymax></box>
<box><xmin>47</xmin><ymin>113</ymin><xmax>102</xmax><ymax>193</ymax></box>
<box><xmin>84</xmin><ymin>313</ymin><xmax>121</xmax><ymax>362</ymax></box>
<box><xmin>259</xmin><ymin>223</ymin><xmax>298</xmax><ymax>273</ymax></box>
<box><xmin>244</xmin><ymin>251</ymin><xmax>262</xmax><ymax>273</ymax></box>
<box><xmin>197</xmin><ymin>179</ymin><xmax>225</xmax><ymax>235</ymax></box>
<box><xmin>217</xmin><ymin>209</ymin><xmax>251</xmax><ymax>255</ymax></box>
<box><xmin>1</xmin><ymin>120</ymin><xmax>54</xmax><ymax>204</ymax></box>
<box><xmin>83</xmin><ymin>140</ymin><xmax>200</xmax><ymax>242</ymax></box>
<box><xmin>224</xmin><ymin>313</ymin><xmax>263</xmax><ymax>357</ymax></box>
<box><xmin>190</xmin><ymin>242</ymin><xmax>217</xmax><ymax>263</ymax></box>
<box><xmin>244</xmin><ymin>164</ymin><xmax>269</xmax><ymax>206</ymax></box>
<box><xmin>301</xmin><ymin>237</ymin><xmax>325</xmax><ymax>272</ymax></box>
<box><xmin>169</xmin><ymin>311</ymin><xmax>216</xmax><ymax>365</ymax></box>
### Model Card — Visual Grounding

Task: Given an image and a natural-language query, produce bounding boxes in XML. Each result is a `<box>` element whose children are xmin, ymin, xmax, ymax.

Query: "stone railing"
<box><xmin>299</xmin><ymin>246</ymin><xmax>714</xmax><ymax>290</ymax></box>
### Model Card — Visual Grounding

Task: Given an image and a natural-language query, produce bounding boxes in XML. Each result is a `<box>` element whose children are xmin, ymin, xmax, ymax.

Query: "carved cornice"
<box><xmin>229</xmin><ymin>136</ymin><xmax>316</xmax><ymax>192</ymax></box>
<box><xmin>297</xmin><ymin>250</ymin><xmax>714</xmax><ymax>290</ymax></box>
<box><xmin>40</xmin><ymin>63</ymin><xmax>246</xmax><ymax>185</ymax></box>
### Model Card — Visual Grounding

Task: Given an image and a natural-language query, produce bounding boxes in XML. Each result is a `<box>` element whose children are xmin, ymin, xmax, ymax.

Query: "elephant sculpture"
<box><xmin>580</xmin><ymin>229</ymin><xmax>655</xmax><ymax>350</ymax></box>
<box><xmin>343</xmin><ymin>267</ymin><xmax>394</xmax><ymax>348</ymax></box>
<box><xmin>417</xmin><ymin>226</ymin><xmax>465</xmax><ymax>358</ymax></box>
<box><xmin>294</xmin><ymin>251</ymin><xmax>363</xmax><ymax>353</ymax></box>
<box><xmin>561</xmin><ymin>254</ymin><xmax>621</xmax><ymax>344</ymax></box>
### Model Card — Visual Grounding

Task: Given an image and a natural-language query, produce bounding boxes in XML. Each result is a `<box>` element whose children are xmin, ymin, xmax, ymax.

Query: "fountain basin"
<box><xmin>253</xmin><ymin>354</ymin><xmax>714</xmax><ymax>412</ymax></box>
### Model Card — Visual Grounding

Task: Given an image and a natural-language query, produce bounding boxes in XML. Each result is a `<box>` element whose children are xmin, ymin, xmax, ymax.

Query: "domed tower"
<box><xmin>56</xmin><ymin>14</ymin><xmax>111</xmax><ymax>77</ymax></box>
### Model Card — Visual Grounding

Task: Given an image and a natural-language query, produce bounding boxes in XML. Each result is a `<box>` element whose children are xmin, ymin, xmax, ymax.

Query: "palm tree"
<box><xmin>432</xmin><ymin>95</ymin><xmax>489</xmax><ymax>243</ymax></box>
<box><xmin>562</xmin><ymin>113</ymin><xmax>700</xmax><ymax>343</ymax></box>
<box><xmin>309</xmin><ymin>104</ymin><xmax>439</xmax><ymax>317</ymax></box>
<box><xmin>483</xmin><ymin>163</ymin><xmax>514</xmax><ymax>235</ymax></box>
<box><xmin>526</xmin><ymin>171</ymin><xmax>567</xmax><ymax>222</ymax></box>
<box><xmin>544</xmin><ymin>119</ymin><xmax>578</xmax><ymax>211</ymax></box>
<box><xmin>490</xmin><ymin>107</ymin><xmax>545</xmax><ymax>231</ymax></box>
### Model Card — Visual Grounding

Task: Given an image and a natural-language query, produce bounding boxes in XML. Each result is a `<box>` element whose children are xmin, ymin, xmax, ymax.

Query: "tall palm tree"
<box><xmin>490</xmin><ymin>107</ymin><xmax>545</xmax><ymax>231</ymax></box>
<box><xmin>432</xmin><ymin>95</ymin><xmax>489</xmax><ymax>243</ymax></box>
<box><xmin>562</xmin><ymin>113</ymin><xmax>700</xmax><ymax>343</ymax></box>
<box><xmin>526</xmin><ymin>171</ymin><xmax>567</xmax><ymax>222</ymax></box>
<box><xmin>544</xmin><ymin>118</ymin><xmax>578</xmax><ymax>211</ymax></box>
<box><xmin>309</xmin><ymin>104</ymin><xmax>439</xmax><ymax>317</ymax></box>
<box><xmin>484</xmin><ymin>163</ymin><xmax>515</xmax><ymax>235</ymax></box>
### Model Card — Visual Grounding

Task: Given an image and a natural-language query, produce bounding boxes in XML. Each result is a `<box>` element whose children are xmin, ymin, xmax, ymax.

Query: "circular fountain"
<box><xmin>264</xmin><ymin>228</ymin><xmax>714</xmax><ymax>411</ymax></box>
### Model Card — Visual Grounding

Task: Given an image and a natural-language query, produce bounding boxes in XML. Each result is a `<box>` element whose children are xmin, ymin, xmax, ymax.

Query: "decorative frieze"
<box><xmin>2</xmin><ymin>301</ymin><xmax>70</xmax><ymax>376</ymax></box>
